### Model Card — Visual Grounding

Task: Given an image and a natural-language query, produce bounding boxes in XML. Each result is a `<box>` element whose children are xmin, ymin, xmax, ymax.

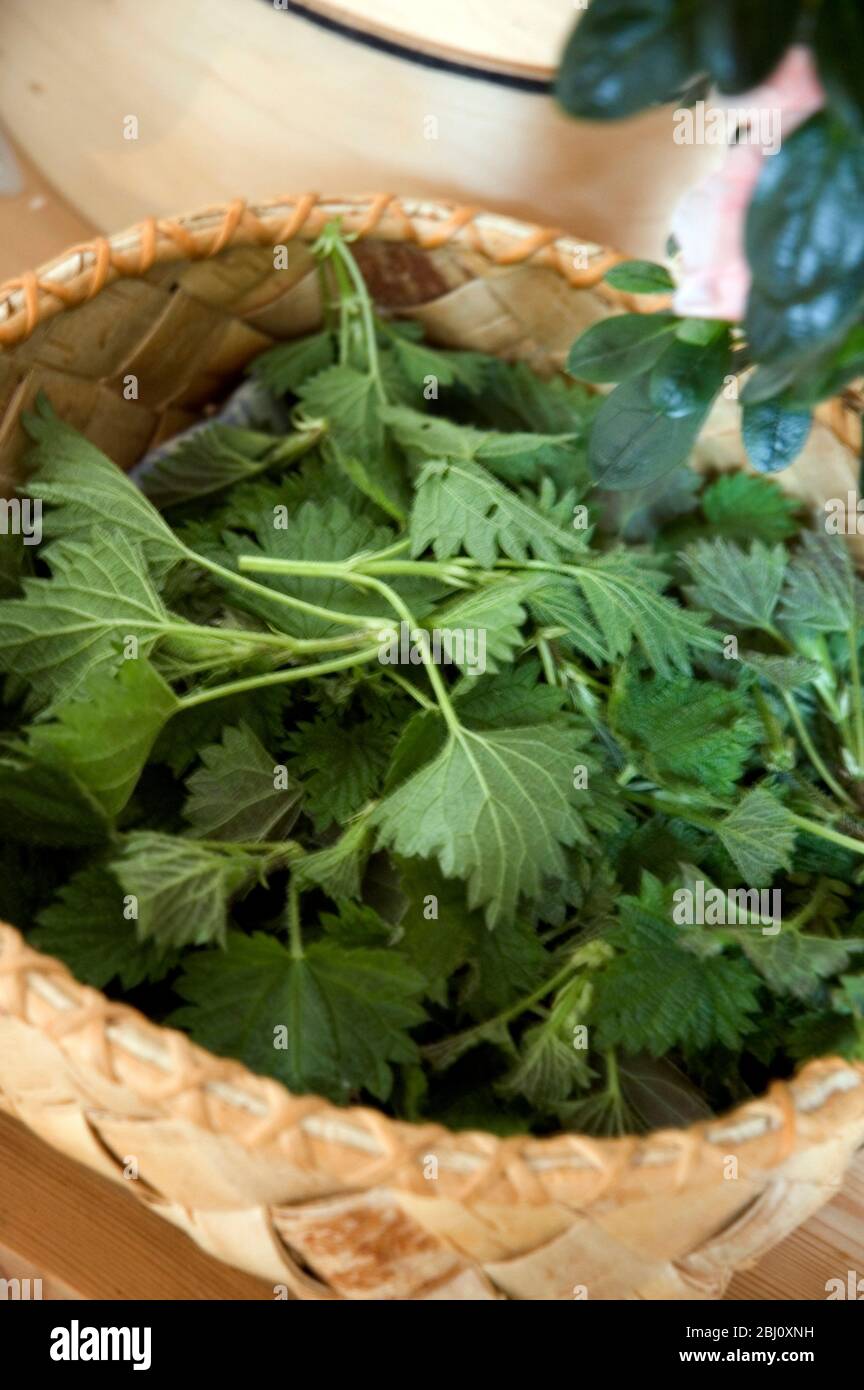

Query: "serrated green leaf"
<box><xmin>425</xmin><ymin>578</ymin><xmax>534</xmax><ymax>675</ymax></box>
<box><xmin>28</xmin><ymin>659</ymin><xmax>179</xmax><ymax>818</ymax></box>
<box><xmin>410</xmin><ymin>458</ymin><xmax>583</xmax><ymax>567</ymax></box>
<box><xmin>780</xmin><ymin>530</ymin><xmax>859</xmax><ymax>632</ymax></box>
<box><xmin>250</xmin><ymin>331</ymin><xmax>336</xmax><ymax>395</ymax></box>
<box><xmin>731</xmin><ymin>929</ymin><xmax>864</xmax><ymax>1002</ymax></box>
<box><xmin>592</xmin><ymin>875</ymin><xmax>762</xmax><ymax>1055</ymax></box>
<box><xmin>381</xmin><ymin>403</ymin><xmax>579</xmax><ymax>483</ymax></box>
<box><xmin>295</xmin><ymin>814</ymin><xmax>374</xmax><ymax>900</ymax></box>
<box><xmin>31</xmin><ymin>865</ymin><xmax>174</xmax><ymax>989</ymax></box>
<box><xmin>684</xmin><ymin>536</ymin><xmax>787</xmax><ymax>631</ymax></box>
<box><xmin>297</xmin><ymin>365</ymin><xmax>383</xmax><ymax>457</ymax></box>
<box><xmin>171</xmin><ymin>931</ymin><xmax>426</xmax><ymax>1103</ymax></box>
<box><xmin>717</xmin><ymin>788</ymin><xmax>797</xmax><ymax>885</ymax></box>
<box><xmin>286</xmin><ymin>713</ymin><xmax>394</xmax><ymax>831</ymax></box>
<box><xmin>373</xmin><ymin>722</ymin><xmax>595</xmax><ymax>926</ymax></box>
<box><xmin>136</xmin><ymin>423</ymin><xmax>319</xmax><ymax>511</ymax></box>
<box><xmin>23</xmin><ymin>397</ymin><xmax>183</xmax><ymax>577</ymax></box>
<box><xmin>701</xmin><ymin>472</ymin><xmax>801</xmax><ymax>543</ymax></box>
<box><xmin>112</xmin><ymin>832</ymin><xmax>265</xmax><ymax>949</ymax></box>
<box><xmin>184</xmin><ymin>722</ymin><xmax>302</xmax><ymax>841</ymax></box>
<box><xmin>0</xmin><ymin>739</ymin><xmax>110</xmax><ymax>846</ymax></box>
<box><xmin>0</xmin><ymin>534</ymin><xmax>173</xmax><ymax>708</ymax></box>
<box><xmin>610</xmin><ymin>665</ymin><xmax>760</xmax><ymax>798</ymax></box>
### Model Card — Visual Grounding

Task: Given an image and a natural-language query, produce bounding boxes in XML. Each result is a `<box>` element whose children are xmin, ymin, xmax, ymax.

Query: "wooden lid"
<box><xmin>287</xmin><ymin>0</ymin><xmax>576</xmax><ymax>81</ymax></box>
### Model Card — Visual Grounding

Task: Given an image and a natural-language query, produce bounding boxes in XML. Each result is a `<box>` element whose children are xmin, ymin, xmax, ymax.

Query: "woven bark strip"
<box><xmin>0</xmin><ymin>195</ymin><xmax>862</xmax><ymax>1300</ymax></box>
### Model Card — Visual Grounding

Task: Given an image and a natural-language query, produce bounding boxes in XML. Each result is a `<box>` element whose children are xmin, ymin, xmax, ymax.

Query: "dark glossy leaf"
<box><xmin>649</xmin><ymin>328</ymin><xmax>732</xmax><ymax>418</ymax></box>
<box><xmin>815</xmin><ymin>0</ymin><xmax>864</xmax><ymax>130</ymax></box>
<box><xmin>697</xmin><ymin>0</ymin><xmax>801</xmax><ymax>93</ymax></box>
<box><xmin>741</xmin><ymin>398</ymin><xmax>812</xmax><ymax>472</ymax></box>
<box><xmin>745</xmin><ymin>114</ymin><xmax>864</xmax><ymax>364</ymax></box>
<box><xmin>604</xmin><ymin>260</ymin><xmax>675</xmax><ymax>294</ymax></box>
<box><xmin>567</xmin><ymin>313</ymin><xmax>679</xmax><ymax>384</ymax></box>
<box><xmin>556</xmin><ymin>0</ymin><xmax>700</xmax><ymax>120</ymax></box>
<box><xmin>588</xmin><ymin>371</ymin><xmax>717</xmax><ymax>490</ymax></box>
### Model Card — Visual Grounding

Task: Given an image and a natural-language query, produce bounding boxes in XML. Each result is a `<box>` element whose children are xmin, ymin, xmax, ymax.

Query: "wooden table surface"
<box><xmin>0</xmin><ymin>137</ymin><xmax>862</xmax><ymax>1305</ymax></box>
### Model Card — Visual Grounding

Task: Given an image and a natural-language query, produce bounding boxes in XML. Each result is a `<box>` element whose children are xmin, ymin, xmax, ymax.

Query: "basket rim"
<box><xmin>1</xmin><ymin>192</ymin><xmax>863</xmax><ymax>1210</ymax></box>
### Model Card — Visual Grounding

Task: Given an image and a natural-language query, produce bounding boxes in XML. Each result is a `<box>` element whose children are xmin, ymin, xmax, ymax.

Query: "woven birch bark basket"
<box><xmin>0</xmin><ymin>194</ymin><xmax>863</xmax><ymax>1302</ymax></box>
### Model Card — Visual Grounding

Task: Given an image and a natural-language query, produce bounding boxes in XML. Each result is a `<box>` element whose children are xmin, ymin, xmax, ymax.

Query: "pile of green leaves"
<box><xmin>557</xmin><ymin>0</ymin><xmax>864</xmax><ymax>478</ymax></box>
<box><xmin>2</xmin><ymin>223</ymin><xmax>864</xmax><ymax>1137</ymax></box>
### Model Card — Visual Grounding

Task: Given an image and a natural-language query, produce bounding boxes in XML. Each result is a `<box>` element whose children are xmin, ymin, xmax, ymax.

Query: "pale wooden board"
<box><xmin>0</xmin><ymin>0</ymin><xmax>716</xmax><ymax>260</ymax></box>
<box><xmin>0</xmin><ymin>130</ymin><xmax>96</xmax><ymax>280</ymax></box>
<box><xmin>289</xmin><ymin>0</ymin><xmax>576</xmax><ymax>77</ymax></box>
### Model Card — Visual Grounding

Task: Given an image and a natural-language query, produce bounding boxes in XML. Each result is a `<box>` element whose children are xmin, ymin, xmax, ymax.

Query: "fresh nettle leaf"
<box><xmin>220</xmin><ymin>496</ymin><xmax>411</xmax><ymax>638</ymax></box>
<box><xmin>171</xmin><ymin>931</ymin><xmax>426</xmax><ymax>1103</ymax></box>
<box><xmin>381</xmin><ymin>404</ymin><xmax>580</xmax><ymax>483</ymax></box>
<box><xmin>0</xmin><ymin>531</ymin><xmax>277</xmax><ymax>710</ymax></box>
<box><xmin>29</xmin><ymin>659</ymin><xmax>179</xmax><ymax>818</ymax></box>
<box><xmin>610</xmin><ymin>665</ymin><xmax>761</xmax><ymax>798</ymax></box>
<box><xmin>385</xmin><ymin>336</ymin><xmax>489</xmax><ymax>395</ymax></box>
<box><xmin>538</xmin><ymin>550</ymin><xmax>713</xmax><ymax>675</ymax></box>
<box><xmin>684</xmin><ymin>537</ymin><xmax>787</xmax><ymax>632</ymax></box>
<box><xmin>294</xmin><ymin>813</ymin><xmax>375</xmax><ymax>900</ymax></box>
<box><xmin>700</xmin><ymin>472</ymin><xmax>801</xmax><ymax>544</ymax></box>
<box><xmin>31</xmin><ymin>865</ymin><xmax>172</xmax><ymax>990</ymax></box>
<box><xmin>136</xmin><ymin>423</ymin><xmax>321</xmax><ymax>511</ymax></box>
<box><xmin>184</xmin><ymin>723</ymin><xmax>303</xmax><ymax>841</ymax></box>
<box><xmin>716</xmin><ymin>788</ymin><xmax>797</xmax><ymax>885</ymax></box>
<box><xmin>286</xmin><ymin>713</ymin><xmax>395</xmax><ymax>831</ymax></box>
<box><xmin>780</xmin><ymin>530</ymin><xmax>860</xmax><ymax>632</ymax></box>
<box><xmin>0</xmin><ymin>739</ymin><xmax>110</xmax><ymax>846</ymax></box>
<box><xmin>297</xmin><ymin>365</ymin><xmax>384</xmax><ymax>458</ymax></box>
<box><xmin>23</xmin><ymin>398</ymin><xmax>184</xmax><ymax>577</ymax></box>
<box><xmin>410</xmin><ymin>458</ymin><xmax>584</xmax><ymax>567</ymax></box>
<box><xmin>250</xmin><ymin>331</ymin><xmax>336</xmax><ymax>395</ymax></box>
<box><xmin>0</xmin><ymin>534</ymin><xmax>175</xmax><ymax>708</ymax></box>
<box><xmin>112</xmin><ymin>832</ymin><xmax>269</xmax><ymax>949</ymax></box>
<box><xmin>373</xmin><ymin>720</ymin><xmax>598</xmax><ymax>926</ymax></box>
<box><xmin>592</xmin><ymin>876</ymin><xmax>762</xmax><ymax>1056</ymax></box>
<box><xmin>728</xmin><ymin>928</ymin><xmax>864</xmax><ymax>1004</ymax></box>
<box><xmin>426</xmin><ymin>579</ymin><xmax>535</xmax><ymax>675</ymax></box>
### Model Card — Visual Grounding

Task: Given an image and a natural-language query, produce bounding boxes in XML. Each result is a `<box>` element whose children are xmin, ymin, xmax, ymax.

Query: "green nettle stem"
<box><xmin>423</xmin><ymin>956</ymin><xmax>581</xmax><ymax>1067</ymax></box>
<box><xmin>345</xmin><ymin>570</ymin><xmax>463</xmax><ymax>733</ymax></box>
<box><xmin>781</xmin><ymin>691</ymin><xmax>854</xmax><ymax>808</ymax></box>
<box><xmin>287</xmin><ymin>878</ymin><xmax>303</xmax><ymax>960</ymax></box>
<box><xmin>847</xmin><ymin>618</ymin><xmax>864</xmax><ymax>773</ymax></box>
<box><xmin>631</xmin><ymin>789</ymin><xmax>864</xmax><ymax>860</ymax></box>
<box><xmin>789</xmin><ymin>813</ymin><xmax>864</xmax><ymax>857</ymax></box>
<box><xmin>188</xmin><ymin>547</ymin><xmax>388</xmax><ymax>634</ymax></box>
<box><xmin>178</xmin><ymin>645</ymin><xmax>382</xmax><ymax>710</ymax></box>
<box><xmin>239</xmin><ymin>554</ymin><xmax>465</xmax><ymax>732</ymax></box>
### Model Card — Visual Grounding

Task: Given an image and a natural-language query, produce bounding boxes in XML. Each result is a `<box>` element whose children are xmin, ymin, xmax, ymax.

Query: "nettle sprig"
<box><xmin>3</xmin><ymin>223</ymin><xmax>864</xmax><ymax>1133</ymax></box>
<box><xmin>558</xmin><ymin>0</ymin><xmax>864</xmax><ymax>481</ymax></box>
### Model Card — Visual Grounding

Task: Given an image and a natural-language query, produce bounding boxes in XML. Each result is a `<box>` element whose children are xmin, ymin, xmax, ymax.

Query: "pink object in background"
<box><xmin>671</xmin><ymin>46</ymin><xmax>826</xmax><ymax>323</ymax></box>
